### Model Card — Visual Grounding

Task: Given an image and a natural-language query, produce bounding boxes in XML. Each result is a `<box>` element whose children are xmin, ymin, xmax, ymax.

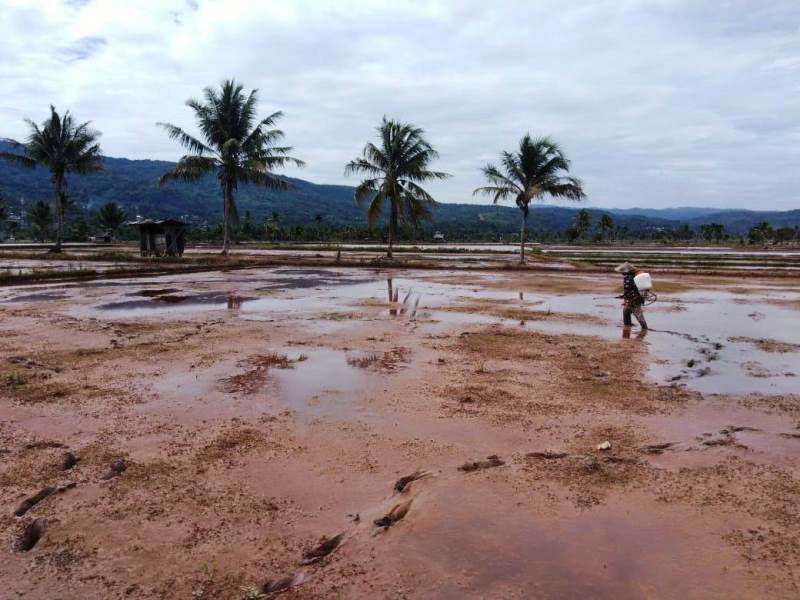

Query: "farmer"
<box><xmin>614</xmin><ymin>262</ymin><xmax>648</xmax><ymax>330</ymax></box>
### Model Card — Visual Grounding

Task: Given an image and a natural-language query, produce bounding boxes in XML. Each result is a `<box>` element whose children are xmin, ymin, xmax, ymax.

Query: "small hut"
<box><xmin>127</xmin><ymin>219</ymin><xmax>187</xmax><ymax>257</ymax></box>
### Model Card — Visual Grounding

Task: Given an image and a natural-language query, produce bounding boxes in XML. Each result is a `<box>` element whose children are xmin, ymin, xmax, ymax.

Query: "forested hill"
<box><xmin>1</xmin><ymin>142</ymin><xmax>798</xmax><ymax>236</ymax></box>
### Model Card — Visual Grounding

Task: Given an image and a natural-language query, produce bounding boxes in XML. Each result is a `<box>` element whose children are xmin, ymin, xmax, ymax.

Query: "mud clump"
<box><xmin>639</xmin><ymin>442</ymin><xmax>675</xmax><ymax>454</ymax></box>
<box><xmin>25</xmin><ymin>440</ymin><xmax>66</xmax><ymax>451</ymax></box>
<box><xmin>13</xmin><ymin>483</ymin><xmax>75</xmax><ymax>517</ymax></box>
<box><xmin>15</xmin><ymin>518</ymin><xmax>46</xmax><ymax>552</ymax></box>
<box><xmin>346</xmin><ymin>347</ymin><xmax>411</xmax><ymax>373</ymax></box>
<box><xmin>393</xmin><ymin>470</ymin><xmax>431</xmax><ymax>494</ymax></box>
<box><xmin>526</xmin><ymin>451</ymin><xmax>568</xmax><ymax>460</ymax></box>
<box><xmin>219</xmin><ymin>352</ymin><xmax>297</xmax><ymax>394</ymax></box>
<box><xmin>100</xmin><ymin>459</ymin><xmax>127</xmax><ymax>480</ymax></box>
<box><xmin>374</xmin><ymin>499</ymin><xmax>413</xmax><ymax>529</ymax></box>
<box><xmin>301</xmin><ymin>532</ymin><xmax>344</xmax><ymax>565</ymax></box>
<box><xmin>61</xmin><ymin>451</ymin><xmax>79</xmax><ymax>470</ymax></box>
<box><xmin>458</xmin><ymin>455</ymin><xmax>505</xmax><ymax>472</ymax></box>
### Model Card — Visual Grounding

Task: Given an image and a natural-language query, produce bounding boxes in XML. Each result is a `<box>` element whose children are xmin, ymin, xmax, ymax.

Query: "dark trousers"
<box><xmin>623</xmin><ymin>304</ymin><xmax>648</xmax><ymax>329</ymax></box>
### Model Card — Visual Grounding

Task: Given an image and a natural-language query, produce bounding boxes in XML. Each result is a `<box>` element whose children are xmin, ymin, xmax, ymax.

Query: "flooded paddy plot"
<box><xmin>1</xmin><ymin>265</ymin><xmax>799</xmax><ymax>598</ymax></box>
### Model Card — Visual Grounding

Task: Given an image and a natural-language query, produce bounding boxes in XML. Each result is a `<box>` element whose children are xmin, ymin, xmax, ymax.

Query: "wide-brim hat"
<box><xmin>614</xmin><ymin>262</ymin><xmax>636</xmax><ymax>273</ymax></box>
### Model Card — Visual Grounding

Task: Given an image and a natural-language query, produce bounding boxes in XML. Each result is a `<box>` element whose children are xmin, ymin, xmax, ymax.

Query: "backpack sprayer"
<box><xmin>600</xmin><ymin>271</ymin><xmax>658</xmax><ymax>305</ymax></box>
<box><xmin>633</xmin><ymin>272</ymin><xmax>658</xmax><ymax>305</ymax></box>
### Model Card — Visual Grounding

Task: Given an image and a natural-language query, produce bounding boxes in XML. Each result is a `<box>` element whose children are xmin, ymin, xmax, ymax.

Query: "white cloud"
<box><xmin>1</xmin><ymin>0</ymin><xmax>799</xmax><ymax>209</ymax></box>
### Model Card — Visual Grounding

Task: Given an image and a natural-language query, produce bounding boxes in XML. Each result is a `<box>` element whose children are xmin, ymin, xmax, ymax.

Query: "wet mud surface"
<box><xmin>1</xmin><ymin>266</ymin><xmax>799</xmax><ymax>598</ymax></box>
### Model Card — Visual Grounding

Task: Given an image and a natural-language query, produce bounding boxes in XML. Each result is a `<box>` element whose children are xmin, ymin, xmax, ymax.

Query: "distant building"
<box><xmin>127</xmin><ymin>218</ymin><xmax>187</xmax><ymax>257</ymax></box>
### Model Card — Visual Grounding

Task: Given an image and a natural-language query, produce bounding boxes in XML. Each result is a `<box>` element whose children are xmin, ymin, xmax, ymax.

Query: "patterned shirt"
<box><xmin>622</xmin><ymin>273</ymin><xmax>643</xmax><ymax>306</ymax></box>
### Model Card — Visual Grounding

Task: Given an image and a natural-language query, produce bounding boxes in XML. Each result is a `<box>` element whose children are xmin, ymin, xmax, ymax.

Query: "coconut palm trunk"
<box><xmin>519</xmin><ymin>206</ymin><xmax>528</xmax><ymax>263</ymax></box>
<box><xmin>388</xmin><ymin>192</ymin><xmax>398</xmax><ymax>258</ymax></box>
<box><xmin>52</xmin><ymin>172</ymin><xmax>65</xmax><ymax>252</ymax></box>
<box><xmin>222</xmin><ymin>181</ymin><xmax>233</xmax><ymax>254</ymax></box>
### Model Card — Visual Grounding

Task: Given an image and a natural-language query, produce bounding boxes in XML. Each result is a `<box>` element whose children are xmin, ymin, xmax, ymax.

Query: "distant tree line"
<box><xmin>0</xmin><ymin>193</ymin><xmax>131</xmax><ymax>243</ymax></box>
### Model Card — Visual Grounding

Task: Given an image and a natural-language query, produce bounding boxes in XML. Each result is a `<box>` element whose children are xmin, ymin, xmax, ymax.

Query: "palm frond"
<box><xmin>156</xmin><ymin>122</ymin><xmax>213</xmax><ymax>155</ymax></box>
<box><xmin>158</xmin><ymin>155</ymin><xmax>216</xmax><ymax>186</ymax></box>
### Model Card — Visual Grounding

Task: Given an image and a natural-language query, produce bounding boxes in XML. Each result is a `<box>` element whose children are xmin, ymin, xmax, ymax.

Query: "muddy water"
<box><xmin>377</xmin><ymin>483</ymin><xmax>764</xmax><ymax>599</ymax></box>
<box><xmin>2</xmin><ymin>265</ymin><xmax>799</xmax><ymax>598</ymax></box>
<box><xmin>5</xmin><ymin>266</ymin><xmax>800</xmax><ymax>396</ymax></box>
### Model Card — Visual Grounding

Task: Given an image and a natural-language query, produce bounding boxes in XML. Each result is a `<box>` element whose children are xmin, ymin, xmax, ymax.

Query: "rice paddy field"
<box><xmin>1</xmin><ymin>243</ymin><xmax>799</xmax><ymax>599</ymax></box>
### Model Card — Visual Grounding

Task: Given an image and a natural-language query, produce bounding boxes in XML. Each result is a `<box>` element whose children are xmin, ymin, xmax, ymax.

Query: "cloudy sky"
<box><xmin>1</xmin><ymin>0</ymin><xmax>799</xmax><ymax>209</ymax></box>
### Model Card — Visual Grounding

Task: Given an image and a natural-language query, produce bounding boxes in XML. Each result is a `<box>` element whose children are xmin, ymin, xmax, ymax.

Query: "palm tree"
<box><xmin>1</xmin><ymin>108</ymin><xmax>102</xmax><ymax>252</ymax></box>
<box><xmin>265</xmin><ymin>210</ymin><xmax>281</xmax><ymax>241</ymax></box>
<box><xmin>599</xmin><ymin>213</ymin><xmax>614</xmax><ymax>241</ymax></box>
<box><xmin>96</xmin><ymin>201</ymin><xmax>128</xmax><ymax>239</ymax></box>
<box><xmin>473</xmin><ymin>134</ymin><xmax>585</xmax><ymax>263</ymax></box>
<box><xmin>28</xmin><ymin>200</ymin><xmax>53</xmax><ymax>242</ymax></box>
<box><xmin>157</xmin><ymin>79</ymin><xmax>304</xmax><ymax>255</ymax></box>
<box><xmin>345</xmin><ymin>117</ymin><xmax>449</xmax><ymax>258</ymax></box>
<box><xmin>575</xmin><ymin>208</ymin><xmax>591</xmax><ymax>240</ymax></box>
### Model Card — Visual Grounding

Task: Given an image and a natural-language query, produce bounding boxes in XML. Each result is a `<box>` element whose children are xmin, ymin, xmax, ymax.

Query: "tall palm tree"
<box><xmin>0</xmin><ymin>109</ymin><xmax>102</xmax><ymax>252</ymax></box>
<box><xmin>28</xmin><ymin>200</ymin><xmax>54</xmax><ymax>242</ymax></box>
<box><xmin>345</xmin><ymin>117</ymin><xmax>449</xmax><ymax>258</ymax></box>
<box><xmin>96</xmin><ymin>201</ymin><xmax>128</xmax><ymax>239</ymax></box>
<box><xmin>473</xmin><ymin>134</ymin><xmax>585</xmax><ymax>263</ymax></box>
<box><xmin>157</xmin><ymin>79</ymin><xmax>304</xmax><ymax>255</ymax></box>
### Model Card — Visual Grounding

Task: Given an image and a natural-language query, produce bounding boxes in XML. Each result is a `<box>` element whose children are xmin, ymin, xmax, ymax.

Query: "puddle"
<box><xmin>26</xmin><ymin>266</ymin><xmax>800</xmax><ymax>396</ymax></box>
<box><xmin>263</xmin><ymin>347</ymin><xmax>386</xmax><ymax>417</ymax></box>
<box><xmin>2</xmin><ymin>291</ymin><xmax>67</xmax><ymax>303</ymax></box>
<box><xmin>147</xmin><ymin>346</ymin><xmax>393</xmax><ymax>422</ymax></box>
<box><xmin>639</xmin><ymin>400</ymin><xmax>800</xmax><ymax>469</ymax></box>
<box><xmin>378</xmin><ymin>482</ymin><xmax>766</xmax><ymax>599</ymax></box>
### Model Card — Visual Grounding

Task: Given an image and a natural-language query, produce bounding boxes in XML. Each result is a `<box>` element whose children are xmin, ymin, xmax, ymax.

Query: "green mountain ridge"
<box><xmin>1</xmin><ymin>143</ymin><xmax>798</xmax><ymax>237</ymax></box>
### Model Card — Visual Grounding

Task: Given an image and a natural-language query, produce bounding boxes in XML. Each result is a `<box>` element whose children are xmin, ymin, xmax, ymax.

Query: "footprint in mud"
<box><xmin>14</xmin><ymin>482</ymin><xmax>76</xmax><ymax>517</ymax></box>
<box><xmin>374</xmin><ymin>499</ymin><xmax>413</xmax><ymax>529</ymax></box>
<box><xmin>15</xmin><ymin>518</ymin><xmax>46</xmax><ymax>552</ymax></box>
<box><xmin>638</xmin><ymin>442</ymin><xmax>676</xmax><ymax>455</ymax></box>
<box><xmin>301</xmin><ymin>532</ymin><xmax>345</xmax><ymax>565</ymax></box>
<box><xmin>262</xmin><ymin>572</ymin><xmax>306</xmax><ymax>595</ymax></box>
<box><xmin>525</xmin><ymin>451</ymin><xmax>569</xmax><ymax>460</ymax></box>
<box><xmin>100</xmin><ymin>459</ymin><xmax>127</xmax><ymax>480</ymax></box>
<box><xmin>393</xmin><ymin>470</ymin><xmax>432</xmax><ymax>494</ymax></box>
<box><xmin>458</xmin><ymin>454</ymin><xmax>505</xmax><ymax>472</ymax></box>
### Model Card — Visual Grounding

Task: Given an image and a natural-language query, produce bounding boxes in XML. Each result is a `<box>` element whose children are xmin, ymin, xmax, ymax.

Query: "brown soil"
<box><xmin>1</xmin><ymin>268</ymin><xmax>799</xmax><ymax>599</ymax></box>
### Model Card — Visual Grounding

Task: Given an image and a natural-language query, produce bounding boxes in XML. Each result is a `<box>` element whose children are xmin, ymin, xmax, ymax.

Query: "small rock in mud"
<box><xmin>374</xmin><ymin>499</ymin><xmax>413</xmax><ymax>529</ymax></box>
<box><xmin>15</xmin><ymin>518</ymin><xmax>46</xmax><ymax>552</ymax></box>
<box><xmin>458</xmin><ymin>455</ymin><xmax>505</xmax><ymax>472</ymax></box>
<box><xmin>61</xmin><ymin>451</ymin><xmax>79</xmax><ymax>470</ymax></box>
<box><xmin>525</xmin><ymin>451</ymin><xmax>568</xmax><ymax>460</ymax></box>
<box><xmin>100</xmin><ymin>459</ymin><xmax>127</xmax><ymax>480</ymax></box>
<box><xmin>596</xmin><ymin>441</ymin><xmax>612</xmax><ymax>451</ymax></box>
<box><xmin>301</xmin><ymin>532</ymin><xmax>344</xmax><ymax>565</ymax></box>
<box><xmin>394</xmin><ymin>470</ymin><xmax>431</xmax><ymax>494</ymax></box>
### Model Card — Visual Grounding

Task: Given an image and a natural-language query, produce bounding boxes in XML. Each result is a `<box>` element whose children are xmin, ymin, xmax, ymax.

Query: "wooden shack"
<box><xmin>127</xmin><ymin>219</ymin><xmax>187</xmax><ymax>257</ymax></box>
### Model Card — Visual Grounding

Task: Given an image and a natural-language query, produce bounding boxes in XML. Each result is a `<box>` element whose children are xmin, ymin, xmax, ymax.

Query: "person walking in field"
<box><xmin>615</xmin><ymin>262</ymin><xmax>648</xmax><ymax>330</ymax></box>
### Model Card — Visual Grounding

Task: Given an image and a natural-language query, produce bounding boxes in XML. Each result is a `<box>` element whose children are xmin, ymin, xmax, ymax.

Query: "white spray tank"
<box><xmin>633</xmin><ymin>272</ymin><xmax>653</xmax><ymax>292</ymax></box>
